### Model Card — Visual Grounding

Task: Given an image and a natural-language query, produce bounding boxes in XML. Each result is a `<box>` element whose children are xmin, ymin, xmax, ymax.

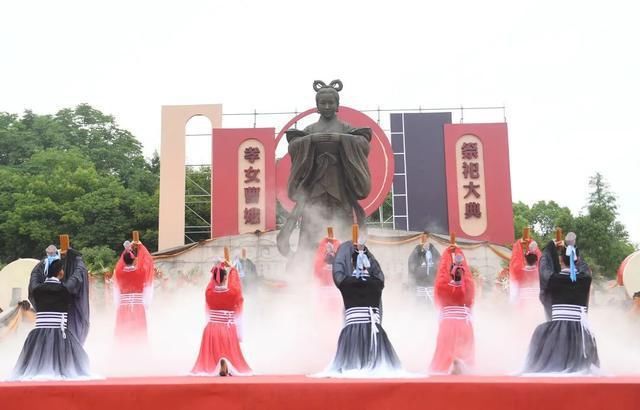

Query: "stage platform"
<box><xmin>2</xmin><ymin>375</ymin><xmax>640</xmax><ymax>410</ymax></box>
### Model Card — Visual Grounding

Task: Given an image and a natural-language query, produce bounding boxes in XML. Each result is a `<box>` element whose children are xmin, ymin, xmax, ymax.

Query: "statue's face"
<box><xmin>316</xmin><ymin>92</ymin><xmax>338</xmax><ymax>119</ymax></box>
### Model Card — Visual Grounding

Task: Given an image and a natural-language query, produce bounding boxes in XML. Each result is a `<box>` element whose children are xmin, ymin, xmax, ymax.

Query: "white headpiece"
<box><xmin>565</xmin><ymin>232</ymin><xmax>577</xmax><ymax>247</ymax></box>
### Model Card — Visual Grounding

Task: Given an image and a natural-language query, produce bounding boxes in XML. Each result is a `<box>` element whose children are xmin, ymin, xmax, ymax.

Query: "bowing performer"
<box><xmin>312</xmin><ymin>227</ymin><xmax>342</xmax><ymax>311</ymax></box>
<box><xmin>430</xmin><ymin>233</ymin><xmax>476</xmax><ymax>374</ymax></box>
<box><xmin>192</xmin><ymin>247</ymin><xmax>252</xmax><ymax>376</ymax></box>
<box><xmin>408</xmin><ymin>233</ymin><xmax>441</xmax><ymax>305</ymax></box>
<box><xmin>113</xmin><ymin>231</ymin><xmax>155</xmax><ymax>345</ymax></box>
<box><xmin>509</xmin><ymin>228</ymin><xmax>542</xmax><ymax>306</ymax></box>
<box><xmin>29</xmin><ymin>235</ymin><xmax>90</xmax><ymax>345</ymax></box>
<box><xmin>319</xmin><ymin>225</ymin><xmax>402</xmax><ymax>376</ymax></box>
<box><xmin>523</xmin><ymin>232</ymin><xmax>600</xmax><ymax>374</ymax></box>
<box><xmin>10</xmin><ymin>258</ymin><xmax>92</xmax><ymax>380</ymax></box>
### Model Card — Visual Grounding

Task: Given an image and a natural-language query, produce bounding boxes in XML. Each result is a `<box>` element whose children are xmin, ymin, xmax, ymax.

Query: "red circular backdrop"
<box><xmin>275</xmin><ymin>106</ymin><xmax>394</xmax><ymax>215</ymax></box>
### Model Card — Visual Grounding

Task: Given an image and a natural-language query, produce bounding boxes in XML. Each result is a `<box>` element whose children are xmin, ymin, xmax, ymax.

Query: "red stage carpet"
<box><xmin>2</xmin><ymin>375</ymin><xmax>640</xmax><ymax>410</ymax></box>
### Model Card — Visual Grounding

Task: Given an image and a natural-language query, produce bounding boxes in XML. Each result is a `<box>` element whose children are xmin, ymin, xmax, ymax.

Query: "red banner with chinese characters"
<box><xmin>444</xmin><ymin>123</ymin><xmax>513</xmax><ymax>245</ymax></box>
<box><xmin>212</xmin><ymin>128</ymin><xmax>276</xmax><ymax>237</ymax></box>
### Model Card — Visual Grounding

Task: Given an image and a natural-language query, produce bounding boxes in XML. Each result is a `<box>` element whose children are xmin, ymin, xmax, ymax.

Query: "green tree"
<box><xmin>512</xmin><ymin>201</ymin><xmax>532</xmax><ymax>241</ymax></box>
<box><xmin>0</xmin><ymin>105</ymin><xmax>159</xmax><ymax>265</ymax></box>
<box><xmin>574</xmin><ymin>173</ymin><xmax>635</xmax><ymax>278</ymax></box>
<box><xmin>513</xmin><ymin>200</ymin><xmax>575</xmax><ymax>246</ymax></box>
<box><xmin>512</xmin><ymin>173</ymin><xmax>636</xmax><ymax>279</ymax></box>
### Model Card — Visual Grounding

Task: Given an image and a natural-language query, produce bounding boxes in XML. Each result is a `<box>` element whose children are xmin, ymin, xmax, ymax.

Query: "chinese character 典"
<box><xmin>244</xmin><ymin>166</ymin><xmax>261</xmax><ymax>183</ymax></box>
<box><xmin>244</xmin><ymin>207</ymin><xmax>261</xmax><ymax>225</ymax></box>
<box><xmin>461</xmin><ymin>142</ymin><xmax>478</xmax><ymax>160</ymax></box>
<box><xmin>244</xmin><ymin>147</ymin><xmax>261</xmax><ymax>164</ymax></box>
<box><xmin>463</xmin><ymin>181</ymin><xmax>481</xmax><ymax>199</ymax></box>
<box><xmin>465</xmin><ymin>202</ymin><xmax>482</xmax><ymax>219</ymax></box>
<box><xmin>244</xmin><ymin>187</ymin><xmax>260</xmax><ymax>204</ymax></box>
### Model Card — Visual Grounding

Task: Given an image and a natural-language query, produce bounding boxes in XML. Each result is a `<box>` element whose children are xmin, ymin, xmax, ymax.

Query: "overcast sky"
<box><xmin>2</xmin><ymin>0</ymin><xmax>638</xmax><ymax>243</ymax></box>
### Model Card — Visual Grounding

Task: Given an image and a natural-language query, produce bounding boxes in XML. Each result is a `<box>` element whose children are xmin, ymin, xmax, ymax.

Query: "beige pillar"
<box><xmin>158</xmin><ymin>104</ymin><xmax>222</xmax><ymax>251</ymax></box>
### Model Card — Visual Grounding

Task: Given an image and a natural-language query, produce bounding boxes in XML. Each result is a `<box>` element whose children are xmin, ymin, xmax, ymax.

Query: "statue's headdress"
<box><xmin>313</xmin><ymin>79</ymin><xmax>343</xmax><ymax>103</ymax></box>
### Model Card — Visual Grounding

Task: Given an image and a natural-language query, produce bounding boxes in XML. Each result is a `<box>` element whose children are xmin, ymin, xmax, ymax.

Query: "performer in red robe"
<box><xmin>113</xmin><ymin>239</ymin><xmax>154</xmax><ymax>345</ymax></box>
<box><xmin>312</xmin><ymin>228</ymin><xmax>342</xmax><ymax>312</ymax></box>
<box><xmin>430</xmin><ymin>245</ymin><xmax>475</xmax><ymax>374</ymax></box>
<box><xmin>192</xmin><ymin>260</ymin><xmax>252</xmax><ymax>376</ymax></box>
<box><xmin>509</xmin><ymin>234</ymin><xmax>542</xmax><ymax>306</ymax></box>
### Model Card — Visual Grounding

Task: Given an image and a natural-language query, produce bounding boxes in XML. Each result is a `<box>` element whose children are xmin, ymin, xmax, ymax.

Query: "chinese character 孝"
<box><xmin>464</xmin><ymin>202</ymin><xmax>482</xmax><ymax>219</ymax></box>
<box><xmin>461</xmin><ymin>142</ymin><xmax>478</xmax><ymax>160</ymax></box>
<box><xmin>244</xmin><ymin>187</ymin><xmax>260</xmax><ymax>204</ymax></box>
<box><xmin>244</xmin><ymin>147</ymin><xmax>261</xmax><ymax>164</ymax></box>
<box><xmin>244</xmin><ymin>166</ymin><xmax>261</xmax><ymax>183</ymax></box>
<box><xmin>244</xmin><ymin>207</ymin><xmax>261</xmax><ymax>225</ymax></box>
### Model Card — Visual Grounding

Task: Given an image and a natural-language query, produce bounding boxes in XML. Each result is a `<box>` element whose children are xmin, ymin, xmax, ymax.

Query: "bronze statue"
<box><xmin>277</xmin><ymin>80</ymin><xmax>372</xmax><ymax>255</ymax></box>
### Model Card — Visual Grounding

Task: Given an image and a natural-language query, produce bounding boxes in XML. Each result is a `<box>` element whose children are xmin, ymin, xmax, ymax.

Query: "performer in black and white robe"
<box><xmin>319</xmin><ymin>239</ymin><xmax>403</xmax><ymax>376</ymax></box>
<box><xmin>408</xmin><ymin>241</ymin><xmax>441</xmax><ymax>304</ymax></box>
<box><xmin>523</xmin><ymin>235</ymin><xmax>600</xmax><ymax>374</ymax></box>
<box><xmin>9</xmin><ymin>259</ymin><xmax>91</xmax><ymax>380</ymax></box>
<box><xmin>29</xmin><ymin>245</ymin><xmax>90</xmax><ymax>345</ymax></box>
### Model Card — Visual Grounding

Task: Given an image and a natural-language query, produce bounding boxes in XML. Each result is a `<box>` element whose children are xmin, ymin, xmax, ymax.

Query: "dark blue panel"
<box><xmin>392</xmin><ymin>176</ymin><xmax>406</xmax><ymax>194</ymax></box>
<box><xmin>391</xmin><ymin>133</ymin><xmax>404</xmax><ymax>152</ymax></box>
<box><xmin>394</xmin><ymin>216</ymin><xmax>407</xmax><ymax>230</ymax></box>
<box><xmin>394</xmin><ymin>154</ymin><xmax>405</xmax><ymax>174</ymax></box>
<box><xmin>390</xmin><ymin>113</ymin><xmax>403</xmax><ymax>133</ymax></box>
<box><xmin>393</xmin><ymin>196</ymin><xmax>407</xmax><ymax>215</ymax></box>
<box><xmin>403</xmin><ymin>112</ymin><xmax>452</xmax><ymax>234</ymax></box>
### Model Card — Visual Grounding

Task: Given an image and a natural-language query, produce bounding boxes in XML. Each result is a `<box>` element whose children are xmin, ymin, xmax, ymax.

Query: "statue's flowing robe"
<box><xmin>277</xmin><ymin>121</ymin><xmax>371</xmax><ymax>255</ymax></box>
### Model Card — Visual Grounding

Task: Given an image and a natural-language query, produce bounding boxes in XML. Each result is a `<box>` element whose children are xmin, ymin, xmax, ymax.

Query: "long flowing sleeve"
<box><xmin>227</xmin><ymin>268</ymin><xmax>245</xmax><ymax>341</ymax></box>
<box><xmin>64</xmin><ymin>256</ymin><xmax>85</xmax><ymax>295</ymax></box>
<box><xmin>430</xmin><ymin>244</ymin><xmax>441</xmax><ymax>274</ymax></box>
<box><xmin>509</xmin><ymin>240</ymin><xmax>525</xmax><ymax>284</ymax></box>
<box><xmin>28</xmin><ymin>261</ymin><xmax>45</xmax><ymax>306</ymax></box>
<box><xmin>538</xmin><ymin>241</ymin><xmax>559</xmax><ymax>321</ymax></box>
<box><xmin>332</xmin><ymin>241</ymin><xmax>354</xmax><ymax>287</ymax></box>
<box><xmin>137</xmin><ymin>245</ymin><xmax>155</xmax><ymax>307</ymax></box>
<box><xmin>63</xmin><ymin>249</ymin><xmax>90</xmax><ymax>344</ymax></box>
<box><xmin>408</xmin><ymin>245</ymin><xmax>421</xmax><ymax>283</ymax></box>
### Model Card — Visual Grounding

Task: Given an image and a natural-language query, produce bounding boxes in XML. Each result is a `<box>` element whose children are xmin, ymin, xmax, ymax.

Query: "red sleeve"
<box><xmin>114</xmin><ymin>255</ymin><xmax>125</xmax><ymax>279</ymax></box>
<box><xmin>227</xmin><ymin>267</ymin><xmax>244</xmax><ymax>314</ymax></box>
<box><xmin>509</xmin><ymin>240</ymin><xmax>525</xmax><ymax>285</ymax></box>
<box><xmin>136</xmin><ymin>244</ymin><xmax>155</xmax><ymax>287</ymax></box>
<box><xmin>312</xmin><ymin>238</ymin><xmax>340</xmax><ymax>286</ymax></box>
<box><xmin>434</xmin><ymin>249</ymin><xmax>454</xmax><ymax>308</ymax></box>
<box><xmin>463</xmin><ymin>264</ymin><xmax>475</xmax><ymax>307</ymax></box>
<box><xmin>204</xmin><ymin>278</ymin><xmax>216</xmax><ymax>309</ymax></box>
<box><xmin>114</xmin><ymin>254</ymin><xmax>125</xmax><ymax>287</ymax></box>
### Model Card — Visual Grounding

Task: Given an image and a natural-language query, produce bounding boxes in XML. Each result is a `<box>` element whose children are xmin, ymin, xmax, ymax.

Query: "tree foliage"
<box><xmin>513</xmin><ymin>173</ymin><xmax>636</xmax><ymax>279</ymax></box>
<box><xmin>0</xmin><ymin>105</ymin><xmax>159</xmax><ymax>268</ymax></box>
